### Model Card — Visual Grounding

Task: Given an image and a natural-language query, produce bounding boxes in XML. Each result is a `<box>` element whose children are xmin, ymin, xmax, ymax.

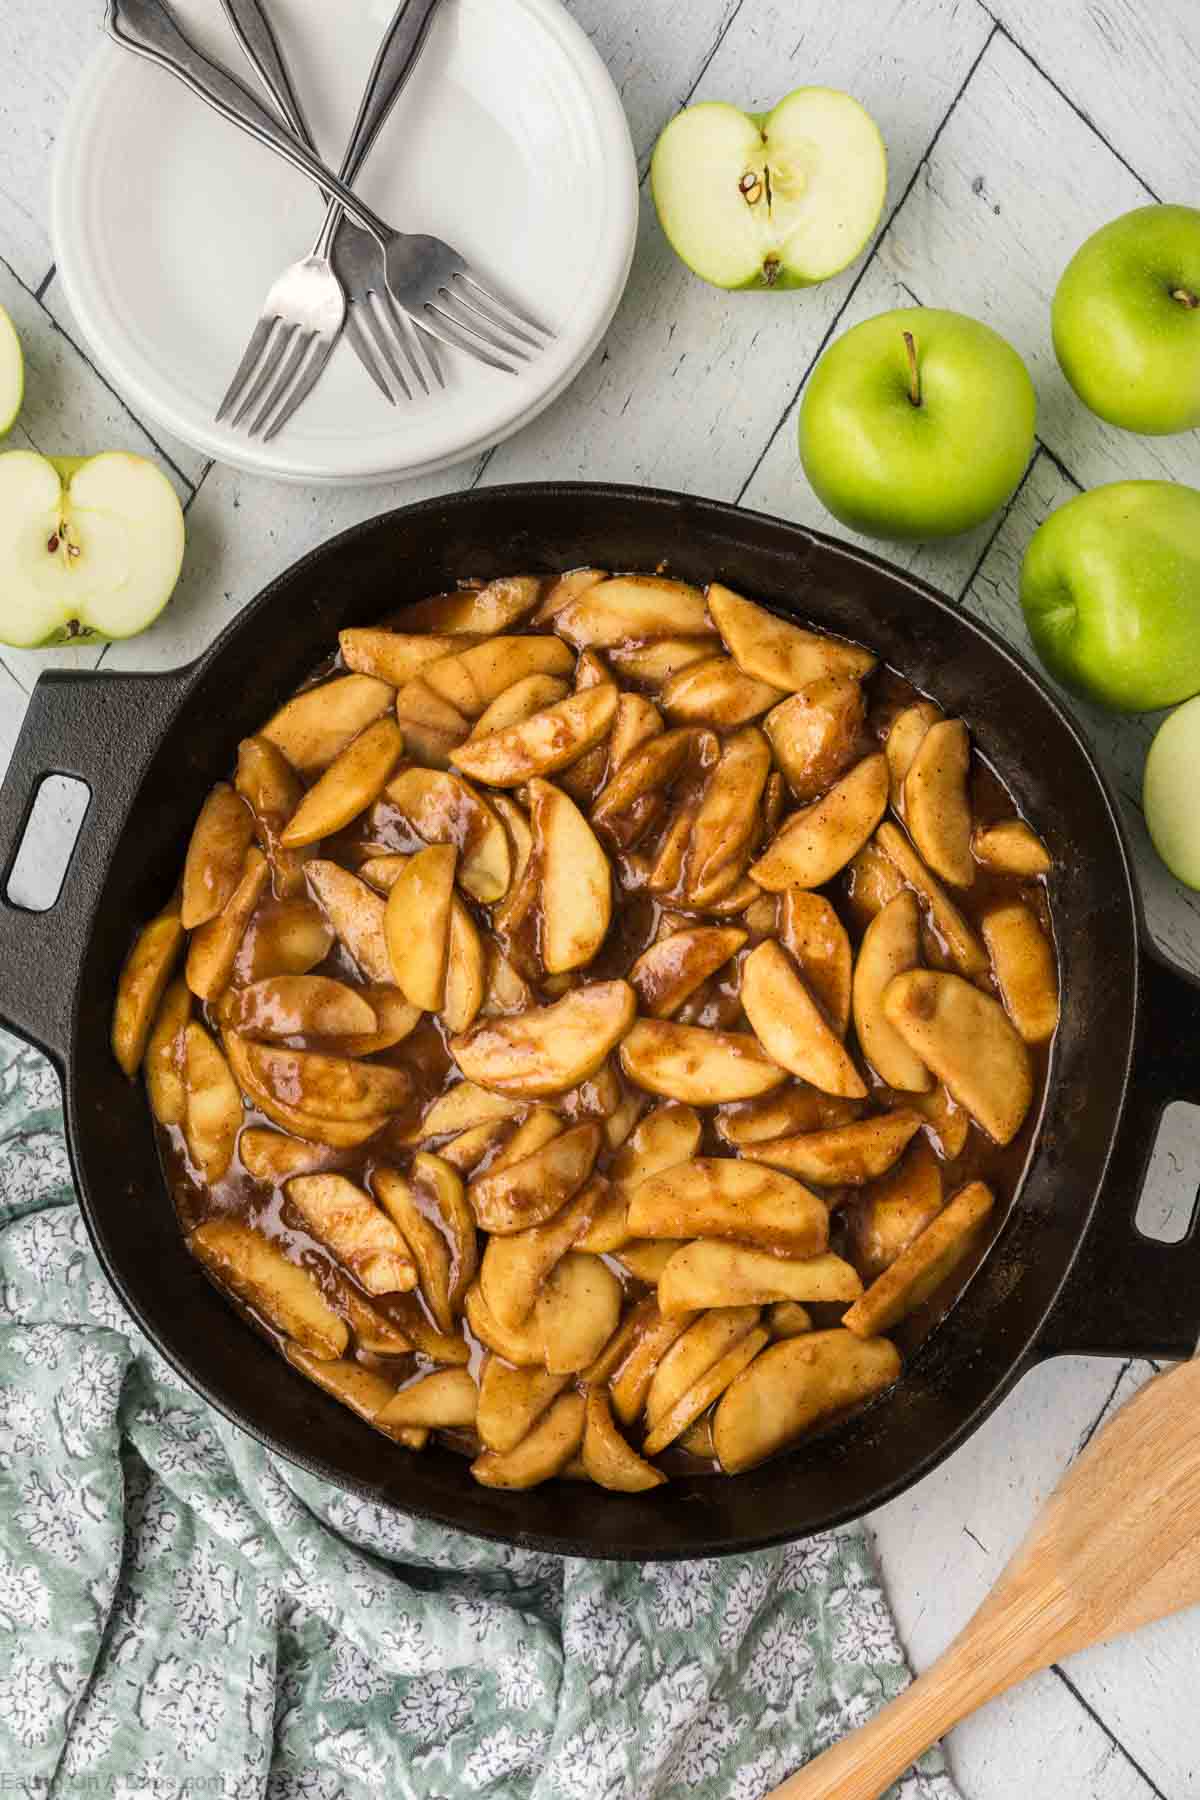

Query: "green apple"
<box><xmin>798</xmin><ymin>307</ymin><xmax>1036</xmax><ymax>540</ymax></box>
<box><xmin>0</xmin><ymin>302</ymin><xmax>22</xmax><ymax>435</ymax></box>
<box><xmin>650</xmin><ymin>88</ymin><xmax>886</xmax><ymax>290</ymax></box>
<box><xmin>1020</xmin><ymin>481</ymin><xmax>1200</xmax><ymax>712</ymax></box>
<box><xmin>0</xmin><ymin>450</ymin><xmax>185</xmax><ymax>648</ymax></box>
<box><xmin>1144</xmin><ymin>694</ymin><xmax>1200</xmax><ymax>888</ymax></box>
<box><xmin>1052</xmin><ymin>204</ymin><xmax>1200</xmax><ymax>435</ymax></box>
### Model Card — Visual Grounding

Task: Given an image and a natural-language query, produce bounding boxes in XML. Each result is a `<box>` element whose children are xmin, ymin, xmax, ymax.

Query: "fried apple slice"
<box><xmin>619</xmin><ymin>1019</ymin><xmax>785</xmax><ymax>1104</ymax></box>
<box><xmin>606</xmin><ymin>1301</ymin><xmax>698</xmax><ymax>1424</ymax></box>
<box><xmin>145</xmin><ymin>976</ymin><xmax>191</xmax><ymax>1126</ymax></box>
<box><xmin>982</xmin><ymin>902</ymin><xmax>1060</xmax><ymax>1044</ymax></box>
<box><xmin>285</xmin><ymin>1173</ymin><xmax>416</xmax><ymax>1295</ymax></box>
<box><xmin>383</xmin><ymin>767</ymin><xmax>511</xmax><ymax>904</ymax></box>
<box><xmin>183</xmin><ymin>1023</ymin><xmax>242</xmax><ymax>1182</ymax></box>
<box><xmin>244</xmin><ymin>1040</ymin><xmax>412</xmax><ymax>1120</ymax></box>
<box><xmin>181</xmin><ymin>784</ymin><xmax>255</xmax><ymax>930</ymax></box>
<box><xmin>486</xmin><ymin>1106</ymin><xmax>563</xmax><ymax>1172</ymax></box>
<box><xmin>261</xmin><ymin>674</ymin><xmax>395</xmax><ymax>777</ymax></box>
<box><xmin>401</xmin><ymin>574</ymin><xmax>545</xmax><ymax>636</ymax></box>
<box><xmin>471</xmin><ymin>672</ymin><xmax>570</xmax><ymax>738</ymax></box>
<box><xmin>480</xmin><ymin>1178</ymin><xmax>602</xmax><ymax>1328</ymax></box>
<box><xmin>682</xmin><ymin>726</ymin><xmax>772</xmax><ymax>907</ymax></box>
<box><xmin>844</xmin><ymin>1180</ymin><xmax>993</xmax><ymax>1337</ymax></box>
<box><xmin>235</xmin><ymin>897</ymin><xmax>334</xmax><ymax>983</ymax></box>
<box><xmin>883</xmin><ymin>970</ymin><xmax>1033</xmax><ymax>1145</ymax></box>
<box><xmin>338</xmin><ymin>627</ymin><xmax>468</xmax><ymax>687</ymax></box>
<box><xmin>393</xmin><ymin>677</ymin><xmax>470</xmax><ymax>767</ymax></box>
<box><xmin>380</xmin><ymin>1292</ymin><xmax>468</xmax><ymax>1365</ymax></box>
<box><xmin>661</xmin><ymin>653</ymin><xmax>786</xmax><ymax>727</ymax></box>
<box><xmin>374</xmin><ymin>1165</ymin><xmax>455</xmax><ymax>1332</ymax></box>
<box><xmin>223</xmin><ymin>975</ymin><xmax>377</xmax><ymax>1043</ymax></box>
<box><xmin>591</xmin><ymin>727</ymin><xmax>712</xmax><ymax>850</ymax></box>
<box><xmin>628</xmin><ymin>1158</ymin><xmax>828</xmax><ymax>1256</ymax></box>
<box><xmin>235</xmin><ymin>735</ymin><xmax>311</xmax><ymax>898</ymax></box>
<box><xmin>713</xmin><ymin>1329</ymin><xmax>900</xmax><ymax>1472</ymax></box>
<box><xmin>553</xmin><ymin>574</ymin><xmax>711</xmax><ymax>648</ymax></box>
<box><xmin>843</xmin><ymin>839</ymin><xmax>906</xmax><ymax>930</ymax></box>
<box><xmin>778</xmin><ymin>891</ymin><xmax>852</xmax><ymax>1036</ymax></box>
<box><xmin>583</xmin><ymin>1389</ymin><xmax>666</xmax><ymax>1492</ymax></box>
<box><xmin>476</xmin><ymin>1356</ymin><xmax>570</xmax><ymax>1453</ymax></box>
<box><xmin>904</xmin><ymin>719</ymin><xmax>974</xmax><ymax>888</ymax></box>
<box><xmin>555</xmin><ymin>650</ymin><xmax>613</xmax><ymax>805</ymax></box>
<box><xmin>190</xmin><ymin>1218</ymin><xmax>347</xmax><ymax>1360</ymax></box>
<box><xmin>239</xmin><ymin>1128</ymin><xmax>340</xmax><ymax>1185</ymax></box>
<box><xmin>305</xmin><ymin>862</ymin><xmax>390</xmax><ymax>983</ymax></box>
<box><xmin>112</xmin><ymin>897</ymin><xmax>185</xmax><ymax>1076</ymax></box>
<box><xmin>224</xmin><ymin>1030</ymin><xmax>387</xmax><ymax>1149</ymax></box>
<box><xmin>875</xmin><ymin>823</ymin><xmax>989</xmax><ymax>979</ymax></box>
<box><xmin>629</xmin><ymin>926</ymin><xmax>746</xmax><ymax>1018</ymax></box>
<box><xmin>714</xmin><ymin>1086</ymin><xmax>863</xmax><ymax>1148</ymax></box>
<box><xmin>450</xmin><ymin>685</ymin><xmax>618</xmax><ymax>787</ymax></box>
<box><xmin>420</xmin><ymin>1081</ymin><xmax>526</xmax><ymax>1139</ymax></box>
<box><xmin>186</xmin><ymin>848</ymin><xmax>270</xmax><ymax>1002</ymax></box>
<box><xmin>467</xmin><ymin>1121</ymin><xmax>601</xmax><ymax>1234</ymax></box>
<box><xmin>465</xmin><ymin>1282</ymin><xmax>543</xmax><ymax>1365</ymax></box>
<box><xmin>384</xmin><ymin>843</ymin><xmax>456</xmax><ymax>1010</ymax></box>
<box><xmin>885</xmin><ymin>700</ymin><xmax>941</xmax><ymax>812</ymax></box>
<box><xmin>852</xmin><ymin>890</ymin><xmax>932</xmax><ymax>1092</ymax></box>
<box><xmin>536</xmin><ymin>1253</ymin><xmax>623</xmax><ymax>1374</ymax></box>
<box><xmin>744</xmin><ymin>1110</ymin><xmax>923</xmax><ymax>1187</ymax></box>
<box><xmin>471</xmin><ymin>1390</ymin><xmax>585</xmax><ymax>1489</ymax></box>
<box><xmin>413</xmin><ymin>1152</ymin><xmax>476</xmax><ymax>1313</ymax></box>
<box><xmin>438</xmin><ymin>1118</ymin><xmax>512</xmax><ymax>1173</ymax></box>
<box><xmin>279</xmin><ymin>718</ymin><xmax>403</xmax><ymax>849</ymax></box>
<box><xmin>658</xmin><ymin>1243</ymin><xmax>862</xmax><ymax>1315</ymax></box>
<box><xmin>609</xmin><ymin>693</ymin><xmax>664</xmax><ymax>768</ymax></box>
<box><xmin>529</xmin><ymin>777</ymin><xmax>612</xmax><ymax>974</ymax></box>
<box><xmin>643</xmin><ymin>1325</ymin><xmax>769</xmax><ymax>1456</ymax></box>
<box><xmin>422</xmin><ymin>635</ymin><xmax>573</xmax><ymax>718</ymax></box>
<box><xmin>708</xmin><ymin>583</ymin><xmax>875</xmax><ymax>689</ymax></box>
<box><xmin>532</xmin><ymin>567</ymin><xmax>608</xmax><ymax>624</ymax></box>
<box><xmin>283</xmin><ymin>1344</ymin><xmax>406</xmax><ymax>1429</ymax></box>
<box><xmin>768</xmin><ymin>1300</ymin><xmax>813</xmax><ymax>1338</ymax></box>
<box><xmin>846</xmin><ymin>1136</ymin><xmax>944</xmax><ymax>1283</ymax></box>
<box><xmin>576</xmin><ymin>1101</ymin><xmax>702</xmax><ymax>1251</ymax></box>
<box><xmin>972</xmin><ymin>818</ymin><xmax>1052</xmax><ymax>877</ymax></box>
<box><xmin>574</xmin><ymin>1179</ymin><xmax>631</xmax><ymax>1253</ymax></box>
<box><xmin>762</xmin><ymin>770</ymin><xmax>785</xmax><ymax>840</ymax></box>
<box><xmin>603</xmin><ymin>1087</ymin><xmax>643</xmax><ymax>1153</ymax></box>
<box><xmin>440</xmin><ymin>899</ymin><xmax>484</xmax><ymax>1034</ymax></box>
<box><xmin>608</xmin><ymin>637</ymin><xmax>721</xmax><ymax>685</ymax></box>
<box><xmin>749</xmin><ymin>753</ymin><xmax>888</xmax><ymax>891</ymax></box>
<box><xmin>741</xmin><ymin>941</ymin><xmax>866</xmax><ymax>1098</ymax></box>
<box><xmin>907</xmin><ymin>1081</ymin><xmax>970</xmax><ymax>1161</ymax></box>
<box><xmin>614</xmin><ymin>1239</ymin><xmax>686</xmax><ymax>1283</ymax></box>
<box><xmin>764</xmin><ymin>676</ymin><xmax>866</xmax><ymax>801</ymax></box>
<box><xmin>451</xmin><ymin>980</ymin><xmax>636</xmax><ymax>1098</ymax></box>
<box><xmin>333</xmin><ymin>1285</ymin><xmax>413</xmax><ymax>1356</ymax></box>
<box><xmin>376</xmin><ymin>1368</ymin><xmax>478</xmax><ymax>1430</ymax></box>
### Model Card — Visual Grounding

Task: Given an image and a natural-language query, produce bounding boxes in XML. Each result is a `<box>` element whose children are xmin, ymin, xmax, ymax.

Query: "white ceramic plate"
<box><xmin>52</xmin><ymin>0</ymin><xmax>636</xmax><ymax>486</ymax></box>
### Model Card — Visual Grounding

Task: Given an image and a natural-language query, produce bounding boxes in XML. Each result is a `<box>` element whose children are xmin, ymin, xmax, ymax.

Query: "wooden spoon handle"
<box><xmin>766</xmin><ymin>1658</ymin><xmax>966</xmax><ymax>1800</ymax></box>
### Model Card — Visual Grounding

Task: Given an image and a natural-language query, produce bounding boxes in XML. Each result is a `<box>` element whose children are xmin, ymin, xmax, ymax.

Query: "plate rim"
<box><xmin>50</xmin><ymin>0</ymin><xmax>638</xmax><ymax>487</ymax></box>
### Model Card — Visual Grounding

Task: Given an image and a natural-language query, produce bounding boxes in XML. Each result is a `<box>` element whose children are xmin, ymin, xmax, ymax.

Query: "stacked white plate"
<box><xmin>52</xmin><ymin>0</ymin><xmax>637</xmax><ymax>486</ymax></box>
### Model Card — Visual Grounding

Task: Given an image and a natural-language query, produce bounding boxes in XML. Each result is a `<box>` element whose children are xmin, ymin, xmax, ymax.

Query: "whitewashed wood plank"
<box><xmin>98</xmin><ymin>453</ymin><xmax>484</xmax><ymax>679</ymax></box>
<box><xmin>0</xmin><ymin>0</ymin><xmax>96</xmax><ymax>289</ymax></box>
<box><xmin>959</xmin><ymin>448</ymin><xmax>1200</xmax><ymax>979</ymax></box>
<box><xmin>943</xmin><ymin>1666</ymin><xmax>1161</xmax><ymax>1800</ymax></box>
<box><xmin>480</xmin><ymin>0</ymin><xmax>991</xmax><ymax>498</ymax></box>
<box><xmin>991</xmin><ymin>0</ymin><xmax>1200</xmax><ymax>200</ymax></box>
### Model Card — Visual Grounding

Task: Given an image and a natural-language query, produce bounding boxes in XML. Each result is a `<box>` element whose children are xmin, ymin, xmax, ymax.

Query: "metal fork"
<box><xmin>215</xmin><ymin>0</ymin><xmax>445</xmax><ymax>437</ymax></box>
<box><xmin>107</xmin><ymin>0</ymin><xmax>552</xmax><ymax>412</ymax></box>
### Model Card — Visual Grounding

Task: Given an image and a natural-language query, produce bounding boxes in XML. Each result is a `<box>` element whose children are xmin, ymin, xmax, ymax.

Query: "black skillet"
<box><xmin>1</xmin><ymin>483</ymin><xmax>1197</xmax><ymax>1561</ymax></box>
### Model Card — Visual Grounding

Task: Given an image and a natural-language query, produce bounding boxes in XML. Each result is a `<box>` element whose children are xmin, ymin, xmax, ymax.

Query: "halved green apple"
<box><xmin>1144</xmin><ymin>694</ymin><xmax>1200</xmax><ymax>889</ymax></box>
<box><xmin>0</xmin><ymin>304</ymin><xmax>22</xmax><ymax>436</ymax></box>
<box><xmin>650</xmin><ymin>87</ymin><xmax>887</xmax><ymax>290</ymax></box>
<box><xmin>0</xmin><ymin>450</ymin><xmax>185</xmax><ymax>648</ymax></box>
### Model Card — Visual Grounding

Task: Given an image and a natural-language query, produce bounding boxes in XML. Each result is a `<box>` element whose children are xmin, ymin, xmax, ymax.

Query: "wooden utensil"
<box><xmin>768</xmin><ymin>1356</ymin><xmax>1200</xmax><ymax>1800</ymax></box>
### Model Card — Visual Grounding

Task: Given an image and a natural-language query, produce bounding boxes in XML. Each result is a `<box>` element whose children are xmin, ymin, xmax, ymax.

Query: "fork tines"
<box><xmin>419</xmin><ymin>271</ymin><xmax>554</xmax><ymax>375</ymax></box>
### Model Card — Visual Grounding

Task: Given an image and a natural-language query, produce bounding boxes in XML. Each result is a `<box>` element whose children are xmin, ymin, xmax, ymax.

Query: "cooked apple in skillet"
<box><xmin>113</xmin><ymin>570</ymin><xmax>1057</xmax><ymax>1485</ymax></box>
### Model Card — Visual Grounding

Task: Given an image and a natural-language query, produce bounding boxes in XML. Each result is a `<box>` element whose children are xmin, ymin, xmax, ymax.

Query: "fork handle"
<box><xmin>336</xmin><ymin>0</ymin><xmax>444</xmax><ymax>188</ymax></box>
<box><xmin>105</xmin><ymin>0</ymin><xmax>393</xmax><ymax>245</ymax></box>
<box><xmin>216</xmin><ymin>0</ymin><xmax>314</xmax><ymax>148</ymax></box>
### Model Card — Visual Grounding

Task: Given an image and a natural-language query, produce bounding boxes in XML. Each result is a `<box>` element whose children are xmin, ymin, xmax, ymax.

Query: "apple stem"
<box><xmin>903</xmin><ymin>331</ymin><xmax>921</xmax><ymax>407</ymax></box>
<box><xmin>1171</xmin><ymin>287</ymin><xmax>1199</xmax><ymax>309</ymax></box>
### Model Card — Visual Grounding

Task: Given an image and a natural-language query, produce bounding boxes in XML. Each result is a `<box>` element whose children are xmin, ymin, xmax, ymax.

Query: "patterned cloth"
<box><xmin>0</xmin><ymin>1028</ymin><xmax>959</xmax><ymax>1799</ymax></box>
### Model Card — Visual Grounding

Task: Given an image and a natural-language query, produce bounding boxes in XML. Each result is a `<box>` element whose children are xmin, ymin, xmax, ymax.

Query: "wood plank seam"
<box><xmin>1071</xmin><ymin>1358</ymin><xmax>1134</xmax><ymax>1462</ymax></box>
<box><xmin>1050</xmin><ymin>1664</ymin><xmax>1171</xmax><ymax>1800</ymax></box>
<box><xmin>734</xmin><ymin>22</ymin><xmax>1001</xmax><ymax>506</ymax></box>
<box><xmin>32</xmin><ymin>261</ymin><xmax>54</xmax><ymax>303</ymax></box>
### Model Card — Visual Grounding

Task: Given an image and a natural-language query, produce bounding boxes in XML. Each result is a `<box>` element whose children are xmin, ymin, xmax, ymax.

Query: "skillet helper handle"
<box><xmin>1039</xmin><ymin>946</ymin><xmax>1200</xmax><ymax>1361</ymax></box>
<box><xmin>0</xmin><ymin>669</ymin><xmax>186</xmax><ymax>1063</ymax></box>
<box><xmin>105</xmin><ymin>0</ymin><xmax>393</xmax><ymax>244</ymax></box>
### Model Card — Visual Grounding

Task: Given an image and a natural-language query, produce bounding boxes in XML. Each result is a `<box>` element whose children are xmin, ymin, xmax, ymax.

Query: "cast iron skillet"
<box><xmin>1</xmin><ymin>483</ymin><xmax>1198</xmax><ymax>1561</ymax></box>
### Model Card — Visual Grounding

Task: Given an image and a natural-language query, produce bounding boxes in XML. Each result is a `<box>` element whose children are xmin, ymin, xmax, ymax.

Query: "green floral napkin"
<box><xmin>0</xmin><ymin>1028</ymin><xmax>958</xmax><ymax>1799</ymax></box>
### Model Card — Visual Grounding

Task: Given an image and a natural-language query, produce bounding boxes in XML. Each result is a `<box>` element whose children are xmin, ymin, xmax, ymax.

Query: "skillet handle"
<box><xmin>0</xmin><ymin>667</ymin><xmax>189</xmax><ymax>1064</ymax></box>
<box><xmin>1038</xmin><ymin>945</ymin><xmax>1200</xmax><ymax>1362</ymax></box>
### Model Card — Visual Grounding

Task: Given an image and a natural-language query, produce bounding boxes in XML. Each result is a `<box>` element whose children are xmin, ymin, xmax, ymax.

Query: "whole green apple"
<box><xmin>1144</xmin><ymin>693</ymin><xmax>1200</xmax><ymax>889</ymax></box>
<box><xmin>650</xmin><ymin>88</ymin><xmax>887</xmax><ymax>290</ymax></box>
<box><xmin>1020</xmin><ymin>481</ymin><xmax>1200</xmax><ymax>712</ymax></box>
<box><xmin>1052</xmin><ymin>204</ymin><xmax>1200</xmax><ymax>435</ymax></box>
<box><xmin>798</xmin><ymin>308</ymin><xmax>1036</xmax><ymax>541</ymax></box>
